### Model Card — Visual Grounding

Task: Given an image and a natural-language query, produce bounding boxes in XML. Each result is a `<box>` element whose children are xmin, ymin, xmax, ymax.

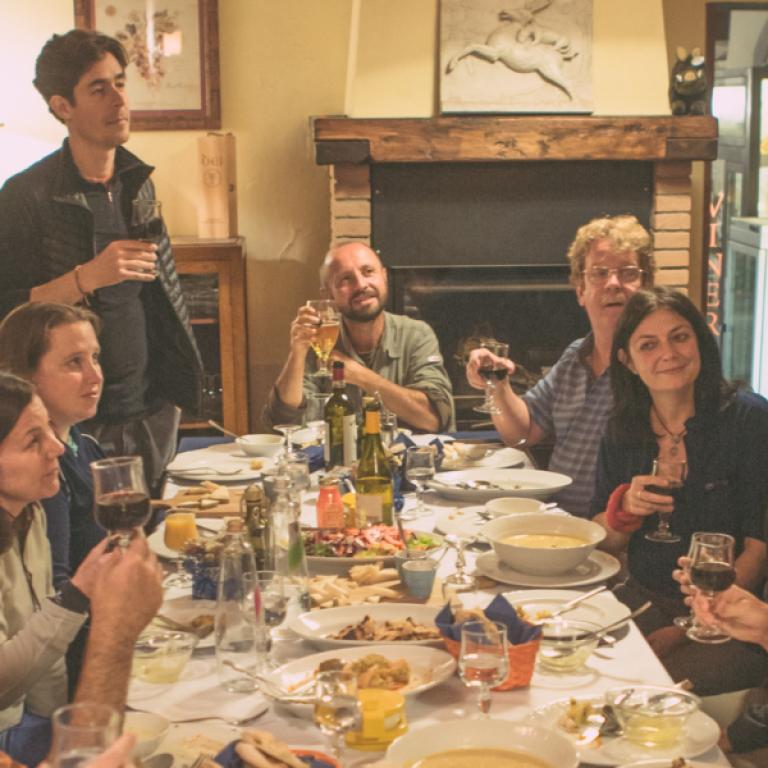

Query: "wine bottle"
<box><xmin>324</xmin><ymin>361</ymin><xmax>357</xmax><ymax>470</ymax></box>
<box><xmin>356</xmin><ymin>402</ymin><xmax>394</xmax><ymax>526</ymax></box>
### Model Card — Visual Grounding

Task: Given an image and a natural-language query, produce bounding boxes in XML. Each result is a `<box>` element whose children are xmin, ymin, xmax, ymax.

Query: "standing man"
<box><xmin>0</xmin><ymin>30</ymin><xmax>202</xmax><ymax>492</ymax></box>
<box><xmin>264</xmin><ymin>241</ymin><xmax>454</xmax><ymax>432</ymax></box>
<box><xmin>466</xmin><ymin>215</ymin><xmax>655</xmax><ymax>517</ymax></box>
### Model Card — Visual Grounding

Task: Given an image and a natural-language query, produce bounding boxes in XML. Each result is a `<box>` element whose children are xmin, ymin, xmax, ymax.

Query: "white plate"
<box><xmin>305</xmin><ymin>531</ymin><xmax>444</xmax><ymax>574</ymax></box>
<box><xmin>475</xmin><ymin>549</ymin><xmax>621</xmax><ymax>588</ymax></box>
<box><xmin>151</xmin><ymin>595</ymin><xmax>216</xmax><ymax>649</ymax></box>
<box><xmin>148</xmin><ymin>518</ymin><xmax>225</xmax><ymax>560</ymax></box>
<box><xmin>502</xmin><ymin>589</ymin><xmax>631</xmax><ymax>630</ymax></box>
<box><xmin>530</xmin><ymin>696</ymin><xmax>720</xmax><ymax>766</ymax></box>
<box><xmin>289</xmin><ymin>603</ymin><xmax>442</xmax><ymax>649</ymax></box>
<box><xmin>166</xmin><ymin>444</ymin><xmax>271</xmax><ymax>482</ymax></box>
<box><xmin>434</xmin><ymin>505</ymin><xmax>569</xmax><ymax>538</ymax></box>
<box><xmin>428</xmin><ymin>468</ymin><xmax>572</xmax><ymax>502</ymax></box>
<box><xmin>439</xmin><ymin>446</ymin><xmax>526</xmax><ymax>471</ymax></box>
<box><xmin>616</xmin><ymin>761</ymin><xmax>712</xmax><ymax>768</ymax></box>
<box><xmin>265</xmin><ymin>645</ymin><xmax>455</xmax><ymax>699</ymax></box>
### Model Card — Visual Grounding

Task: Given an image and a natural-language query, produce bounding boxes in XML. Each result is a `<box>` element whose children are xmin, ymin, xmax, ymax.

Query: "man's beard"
<box><xmin>343</xmin><ymin>293</ymin><xmax>385</xmax><ymax>323</ymax></box>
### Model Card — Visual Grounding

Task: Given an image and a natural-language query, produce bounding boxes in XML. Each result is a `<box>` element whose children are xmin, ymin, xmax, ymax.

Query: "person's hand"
<box><xmin>289</xmin><ymin>304</ymin><xmax>320</xmax><ymax>354</ymax></box>
<box><xmin>80</xmin><ymin>240</ymin><xmax>158</xmax><ymax>291</ymax></box>
<box><xmin>329</xmin><ymin>350</ymin><xmax>367</xmax><ymax>387</ymax></box>
<box><xmin>89</xmin><ymin>536</ymin><xmax>163</xmax><ymax>641</ymax></box>
<box><xmin>622</xmin><ymin>474</ymin><xmax>675</xmax><ymax>517</ymax></box>
<box><xmin>465</xmin><ymin>348</ymin><xmax>515</xmax><ymax>390</ymax></box>
<box><xmin>692</xmin><ymin>584</ymin><xmax>768</xmax><ymax>649</ymax></box>
<box><xmin>718</xmin><ymin>729</ymin><xmax>734</xmax><ymax>753</ymax></box>
<box><xmin>672</xmin><ymin>555</ymin><xmax>694</xmax><ymax>597</ymax></box>
<box><xmin>647</xmin><ymin>625</ymin><xmax>688</xmax><ymax>659</ymax></box>
<box><xmin>70</xmin><ymin>539</ymin><xmax>112</xmax><ymax>597</ymax></box>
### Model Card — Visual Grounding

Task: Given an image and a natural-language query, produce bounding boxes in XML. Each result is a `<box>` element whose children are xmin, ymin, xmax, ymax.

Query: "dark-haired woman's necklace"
<box><xmin>651</xmin><ymin>406</ymin><xmax>687</xmax><ymax>457</ymax></box>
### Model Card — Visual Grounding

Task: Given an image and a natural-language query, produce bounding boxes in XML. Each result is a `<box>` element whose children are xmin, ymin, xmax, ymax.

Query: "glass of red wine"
<box><xmin>91</xmin><ymin>456</ymin><xmax>151</xmax><ymax>546</ymax></box>
<box><xmin>687</xmin><ymin>532</ymin><xmax>735</xmax><ymax>645</ymax></box>
<box><xmin>644</xmin><ymin>457</ymin><xmax>686</xmax><ymax>543</ymax></box>
<box><xmin>131</xmin><ymin>199</ymin><xmax>164</xmax><ymax>244</ymax></box>
<box><xmin>458</xmin><ymin>619</ymin><xmax>509</xmax><ymax>717</ymax></box>
<box><xmin>473</xmin><ymin>340</ymin><xmax>509</xmax><ymax>415</ymax></box>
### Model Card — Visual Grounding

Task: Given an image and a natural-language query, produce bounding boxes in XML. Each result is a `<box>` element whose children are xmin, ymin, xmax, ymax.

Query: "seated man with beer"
<box><xmin>263</xmin><ymin>242</ymin><xmax>454</xmax><ymax>432</ymax></box>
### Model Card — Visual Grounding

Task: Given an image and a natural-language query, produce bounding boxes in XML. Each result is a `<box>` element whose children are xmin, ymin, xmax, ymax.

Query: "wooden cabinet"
<box><xmin>172</xmin><ymin>237</ymin><xmax>249</xmax><ymax>434</ymax></box>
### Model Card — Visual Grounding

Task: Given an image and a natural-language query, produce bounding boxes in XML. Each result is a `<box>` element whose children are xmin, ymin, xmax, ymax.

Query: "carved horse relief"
<box><xmin>445</xmin><ymin>0</ymin><xmax>579</xmax><ymax>100</ymax></box>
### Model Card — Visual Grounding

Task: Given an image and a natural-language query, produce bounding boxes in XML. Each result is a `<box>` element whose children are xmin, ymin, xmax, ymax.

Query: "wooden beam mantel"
<box><xmin>313</xmin><ymin>115</ymin><xmax>718</xmax><ymax>164</ymax></box>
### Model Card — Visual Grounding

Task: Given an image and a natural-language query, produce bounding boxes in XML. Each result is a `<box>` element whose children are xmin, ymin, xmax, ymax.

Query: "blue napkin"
<box><xmin>435</xmin><ymin>594</ymin><xmax>541</xmax><ymax>644</ymax></box>
<box><xmin>303</xmin><ymin>445</ymin><xmax>324</xmax><ymax>473</ymax></box>
<box><xmin>215</xmin><ymin>741</ymin><xmax>337</xmax><ymax>768</ymax></box>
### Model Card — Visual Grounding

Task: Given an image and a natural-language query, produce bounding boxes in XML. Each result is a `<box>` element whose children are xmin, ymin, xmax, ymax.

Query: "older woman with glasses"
<box><xmin>466</xmin><ymin>214</ymin><xmax>655</xmax><ymax>518</ymax></box>
<box><xmin>592</xmin><ymin>286</ymin><xmax>768</xmax><ymax>695</ymax></box>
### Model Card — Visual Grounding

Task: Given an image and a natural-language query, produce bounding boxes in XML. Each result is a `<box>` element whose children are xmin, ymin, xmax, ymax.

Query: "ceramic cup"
<box><xmin>401</xmin><ymin>558</ymin><xmax>438</xmax><ymax>599</ymax></box>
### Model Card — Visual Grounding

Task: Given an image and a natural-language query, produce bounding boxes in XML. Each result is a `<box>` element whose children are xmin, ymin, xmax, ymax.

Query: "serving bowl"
<box><xmin>537</xmin><ymin>618</ymin><xmax>601</xmax><ymax>673</ymax></box>
<box><xmin>480</xmin><ymin>514</ymin><xmax>606</xmax><ymax>576</ymax></box>
<box><xmin>122</xmin><ymin>711</ymin><xmax>170</xmax><ymax>759</ymax></box>
<box><xmin>132</xmin><ymin>630</ymin><xmax>198</xmax><ymax>684</ymax></box>
<box><xmin>235</xmin><ymin>434</ymin><xmax>284</xmax><ymax>457</ymax></box>
<box><xmin>386</xmin><ymin>719</ymin><xmax>577</xmax><ymax>768</ymax></box>
<box><xmin>484</xmin><ymin>496</ymin><xmax>547</xmax><ymax>517</ymax></box>
<box><xmin>606</xmin><ymin>685</ymin><xmax>701</xmax><ymax>749</ymax></box>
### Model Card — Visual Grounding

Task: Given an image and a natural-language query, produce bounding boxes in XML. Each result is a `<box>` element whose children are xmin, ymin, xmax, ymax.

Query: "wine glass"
<box><xmin>473</xmin><ymin>340</ymin><xmax>510</xmax><ymax>415</ymax></box>
<box><xmin>90</xmin><ymin>456</ymin><xmax>151</xmax><ymax>546</ymax></box>
<box><xmin>458</xmin><ymin>619</ymin><xmax>509</xmax><ymax>717</ymax></box>
<box><xmin>245</xmin><ymin>571</ymin><xmax>288</xmax><ymax>669</ymax></box>
<box><xmin>644</xmin><ymin>457</ymin><xmax>687</xmax><ymax>543</ymax></box>
<box><xmin>442</xmin><ymin>533</ymin><xmax>476</xmax><ymax>597</ymax></box>
<box><xmin>405</xmin><ymin>446</ymin><xmax>435</xmax><ymax>518</ymax></box>
<box><xmin>131</xmin><ymin>199</ymin><xmax>163</xmax><ymax>243</ymax></box>
<box><xmin>306</xmin><ymin>299</ymin><xmax>341</xmax><ymax>377</ymax></box>
<box><xmin>313</xmin><ymin>670</ymin><xmax>362</xmax><ymax>762</ymax></box>
<box><xmin>273</xmin><ymin>424</ymin><xmax>300</xmax><ymax>461</ymax></box>
<box><xmin>305</xmin><ymin>393</ymin><xmax>329</xmax><ymax>445</ymax></box>
<box><xmin>163</xmin><ymin>510</ymin><xmax>198</xmax><ymax>587</ymax></box>
<box><xmin>687</xmin><ymin>532</ymin><xmax>736</xmax><ymax>645</ymax></box>
<box><xmin>49</xmin><ymin>703</ymin><xmax>119</xmax><ymax>768</ymax></box>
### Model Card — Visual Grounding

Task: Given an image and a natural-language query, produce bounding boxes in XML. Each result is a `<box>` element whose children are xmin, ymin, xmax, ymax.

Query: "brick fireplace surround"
<box><xmin>313</xmin><ymin>116</ymin><xmax>718</xmax><ymax>290</ymax></box>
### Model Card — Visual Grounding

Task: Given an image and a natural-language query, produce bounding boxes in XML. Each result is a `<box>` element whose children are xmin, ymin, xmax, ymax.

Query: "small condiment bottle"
<box><xmin>345</xmin><ymin>690</ymin><xmax>407</xmax><ymax>751</ymax></box>
<box><xmin>316</xmin><ymin>477</ymin><xmax>345</xmax><ymax>528</ymax></box>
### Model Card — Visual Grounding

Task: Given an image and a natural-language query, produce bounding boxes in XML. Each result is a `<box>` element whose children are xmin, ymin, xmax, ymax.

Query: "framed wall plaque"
<box><xmin>75</xmin><ymin>0</ymin><xmax>221</xmax><ymax>130</ymax></box>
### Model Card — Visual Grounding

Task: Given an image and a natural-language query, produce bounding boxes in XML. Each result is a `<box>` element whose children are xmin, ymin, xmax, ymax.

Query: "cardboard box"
<box><xmin>197</xmin><ymin>132</ymin><xmax>238</xmax><ymax>238</ymax></box>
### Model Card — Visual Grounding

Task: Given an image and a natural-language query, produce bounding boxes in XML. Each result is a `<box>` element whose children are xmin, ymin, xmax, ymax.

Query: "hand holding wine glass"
<box><xmin>687</xmin><ymin>532</ymin><xmax>736</xmax><ymax>645</ymax></box>
<box><xmin>313</xmin><ymin>670</ymin><xmax>362</xmax><ymax>762</ymax></box>
<box><xmin>91</xmin><ymin>456</ymin><xmax>151</xmax><ymax>547</ymax></box>
<box><xmin>458</xmin><ymin>619</ymin><xmax>509</xmax><ymax>717</ymax></box>
<box><xmin>644</xmin><ymin>457</ymin><xmax>687</xmax><ymax>543</ymax></box>
<box><xmin>405</xmin><ymin>446</ymin><xmax>436</xmax><ymax>518</ymax></box>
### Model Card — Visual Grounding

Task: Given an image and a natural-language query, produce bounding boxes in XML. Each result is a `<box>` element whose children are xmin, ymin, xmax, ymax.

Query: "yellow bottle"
<box><xmin>356</xmin><ymin>403</ymin><xmax>394</xmax><ymax>526</ymax></box>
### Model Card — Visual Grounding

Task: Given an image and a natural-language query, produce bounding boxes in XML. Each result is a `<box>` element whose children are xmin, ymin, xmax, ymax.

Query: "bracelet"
<box><xmin>605</xmin><ymin>483</ymin><xmax>643</xmax><ymax>533</ymax></box>
<box><xmin>73</xmin><ymin>265</ymin><xmax>92</xmax><ymax>305</ymax></box>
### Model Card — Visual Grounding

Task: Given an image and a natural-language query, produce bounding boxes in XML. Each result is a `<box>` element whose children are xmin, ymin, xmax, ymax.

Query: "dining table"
<box><xmin>139</xmin><ymin>436</ymin><xmax>733</xmax><ymax>768</ymax></box>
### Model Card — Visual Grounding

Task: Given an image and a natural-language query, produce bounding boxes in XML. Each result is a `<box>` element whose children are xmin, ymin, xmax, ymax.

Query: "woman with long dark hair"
<box><xmin>592</xmin><ymin>287</ymin><xmax>768</xmax><ymax>694</ymax></box>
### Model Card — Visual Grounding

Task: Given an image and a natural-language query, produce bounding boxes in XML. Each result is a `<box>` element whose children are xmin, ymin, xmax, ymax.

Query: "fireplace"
<box><xmin>313</xmin><ymin>115</ymin><xmax>718</xmax><ymax>428</ymax></box>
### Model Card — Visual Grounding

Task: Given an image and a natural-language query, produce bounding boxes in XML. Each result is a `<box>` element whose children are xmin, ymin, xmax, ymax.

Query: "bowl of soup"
<box><xmin>236</xmin><ymin>434</ymin><xmax>284</xmax><ymax>457</ymax></box>
<box><xmin>386</xmin><ymin>719</ymin><xmax>577</xmax><ymax>768</ymax></box>
<box><xmin>481</xmin><ymin>514</ymin><xmax>606</xmax><ymax>575</ymax></box>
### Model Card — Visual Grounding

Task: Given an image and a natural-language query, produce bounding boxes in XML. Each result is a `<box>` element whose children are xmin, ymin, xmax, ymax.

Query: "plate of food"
<box><xmin>303</xmin><ymin>525</ymin><xmax>443</xmax><ymax>573</ymax></box>
<box><xmin>264</xmin><ymin>645</ymin><xmax>455</xmax><ymax>700</ymax></box>
<box><xmin>289</xmin><ymin>602</ymin><xmax>442</xmax><ymax>649</ymax></box>
<box><xmin>428</xmin><ymin>468</ymin><xmax>572</xmax><ymax>502</ymax></box>
<box><xmin>529</xmin><ymin>696</ymin><xmax>719</xmax><ymax>766</ymax></box>
<box><xmin>166</xmin><ymin>444</ymin><xmax>271</xmax><ymax>482</ymax></box>
<box><xmin>502</xmin><ymin>589</ymin><xmax>632</xmax><ymax>630</ymax></box>
<box><xmin>438</xmin><ymin>443</ymin><xmax>526</xmax><ymax>471</ymax></box>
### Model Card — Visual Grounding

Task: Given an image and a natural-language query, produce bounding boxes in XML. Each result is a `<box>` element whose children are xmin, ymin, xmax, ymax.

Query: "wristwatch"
<box><xmin>49</xmin><ymin>581</ymin><xmax>90</xmax><ymax>614</ymax></box>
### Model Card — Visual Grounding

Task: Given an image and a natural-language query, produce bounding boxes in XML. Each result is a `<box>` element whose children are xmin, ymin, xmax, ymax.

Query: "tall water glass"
<box><xmin>246</xmin><ymin>570</ymin><xmax>288</xmax><ymax>668</ymax></box>
<box><xmin>405</xmin><ymin>446</ymin><xmax>435</xmax><ymax>518</ymax></box>
<box><xmin>49</xmin><ymin>703</ymin><xmax>119</xmax><ymax>768</ymax></box>
<box><xmin>459</xmin><ymin>620</ymin><xmax>509</xmax><ymax>717</ymax></box>
<box><xmin>305</xmin><ymin>393</ymin><xmax>329</xmax><ymax>446</ymax></box>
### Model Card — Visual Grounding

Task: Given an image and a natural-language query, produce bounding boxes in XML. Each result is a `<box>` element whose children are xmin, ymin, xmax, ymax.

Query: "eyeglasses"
<box><xmin>582</xmin><ymin>266</ymin><xmax>644</xmax><ymax>285</ymax></box>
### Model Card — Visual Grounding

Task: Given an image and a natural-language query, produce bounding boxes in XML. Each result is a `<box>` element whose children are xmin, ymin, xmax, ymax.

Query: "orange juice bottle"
<box><xmin>164</xmin><ymin>510</ymin><xmax>199</xmax><ymax>552</ymax></box>
<box><xmin>316</xmin><ymin>477</ymin><xmax>345</xmax><ymax>528</ymax></box>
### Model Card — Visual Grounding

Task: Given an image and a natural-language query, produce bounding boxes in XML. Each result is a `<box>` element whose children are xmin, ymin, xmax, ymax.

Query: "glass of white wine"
<box><xmin>306</xmin><ymin>299</ymin><xmax>341</xmax><ymax>377</ymax></box>
<box><xmin>458</xmin><ymin>619</ymin><xmax>509</xmax><ymax>717</ymax></box>
<box><xmin>313</xmin><ymin>670</ymin><xmax>362</xmax><ymax>762</ymax></box>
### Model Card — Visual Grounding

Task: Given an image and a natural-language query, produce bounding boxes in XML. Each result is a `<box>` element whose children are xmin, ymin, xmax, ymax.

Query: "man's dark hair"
<box><xmin>34</xmin><ymin>29</ymin><xmax>127</xmax><ymax>117</ymax></box>
<box><xmin>608</xmin><ymin>286</ymin><xmax>736</xmax><ymax>443</ymax></box>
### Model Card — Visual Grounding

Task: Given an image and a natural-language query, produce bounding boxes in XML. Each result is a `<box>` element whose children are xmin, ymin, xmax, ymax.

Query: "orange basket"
<box><xmin>442</xmin><ymin>635</ymin><xmax>540</xmax><ymax>690</ymax></box>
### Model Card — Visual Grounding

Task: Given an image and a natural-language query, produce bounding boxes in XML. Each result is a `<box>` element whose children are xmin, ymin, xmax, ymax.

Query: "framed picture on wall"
<box><xmin>74</xmin><ymin>0</ymin><xmax>221</xmax><ymax>130</ymax></box>
<box><xmin>440</xmin><ymin>0</ymin><xmax>593</xmax><ymax>114</ymax></box>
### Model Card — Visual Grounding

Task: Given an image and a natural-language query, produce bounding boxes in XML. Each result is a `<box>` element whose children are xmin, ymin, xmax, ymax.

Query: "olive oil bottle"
<box><xmin>356</xmin><ymin>401</ymin><xmax>394</xmax><ymax>525</ymax></box>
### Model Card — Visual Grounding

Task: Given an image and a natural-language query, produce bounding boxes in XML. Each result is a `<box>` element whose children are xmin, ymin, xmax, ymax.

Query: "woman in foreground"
<box><xmin>592</xmin><ymin>286</ymin><xmax>768</xmax><ymax>694</ymax></box>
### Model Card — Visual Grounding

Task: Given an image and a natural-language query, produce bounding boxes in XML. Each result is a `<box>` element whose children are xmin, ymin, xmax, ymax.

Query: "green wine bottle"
<box><xmin>356</xmin><ymin>402</ymin><xmax>394</xmax><ymax>526</ymax></box>
<box><xmin>324</xmin><ymin>361</ymin><xmax>357</xmax><ymax>469</ymax></box>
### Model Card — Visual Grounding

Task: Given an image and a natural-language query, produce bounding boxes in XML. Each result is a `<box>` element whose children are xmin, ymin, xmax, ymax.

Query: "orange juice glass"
<box><xmin>164</xmin><ymin>511</ymin><xmax>199</xmax><ymax>552</ymax></box>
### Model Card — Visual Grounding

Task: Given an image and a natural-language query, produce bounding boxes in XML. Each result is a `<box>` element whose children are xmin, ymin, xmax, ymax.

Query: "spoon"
<box><xmin>207</xmin><ymin>419</ymin><xmax>241</xmax><ymax>439</ymax></box>
<box><xmin>544</xmin><ymin>585</ymin><xmax>608</xmax><ymax>620</ymax></box>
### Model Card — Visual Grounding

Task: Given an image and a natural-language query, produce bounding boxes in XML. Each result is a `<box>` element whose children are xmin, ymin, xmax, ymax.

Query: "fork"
<box><xmin>170</xmin><ymin>466</ymin><xmax>243</xmax><ymax>476</ymax></box>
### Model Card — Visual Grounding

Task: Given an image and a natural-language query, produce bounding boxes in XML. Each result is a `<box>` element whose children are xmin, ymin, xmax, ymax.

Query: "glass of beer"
<box><xmin>163</xmin><ymin>510</ymin><xmax>199</xmax><ymax>587</ymax></box>
<box><xmin>306</xmin><ymin>299</ymin><xmax>341</xmax><ymax>377</ymax></box>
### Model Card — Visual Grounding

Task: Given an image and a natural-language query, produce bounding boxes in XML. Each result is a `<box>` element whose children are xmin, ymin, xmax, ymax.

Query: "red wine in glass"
<box><xmin>690</xmin><ymin>561</ymin><xmax>736</xmax><ymax>593</ymax></box>
<box><xmin>95</xmin><ymin>491</ymin><xmax>151</xmax><ymax>533</ymax></box>
<box><xmin>478</xmin><ymin>366</ymin><xmax>508</xmax><ymax>382</ymax></box>
<box><xmin>644</xmin><ymin>481</ymin><xmax>684</xmax><ymax>503</ymax></box>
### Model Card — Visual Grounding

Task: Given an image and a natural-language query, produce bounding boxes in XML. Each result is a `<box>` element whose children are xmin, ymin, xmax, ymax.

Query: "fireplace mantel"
<box><xmin>313</xmin><ymin>115</ymin><xmax>718</xmax><ymax>164</ymax></box>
